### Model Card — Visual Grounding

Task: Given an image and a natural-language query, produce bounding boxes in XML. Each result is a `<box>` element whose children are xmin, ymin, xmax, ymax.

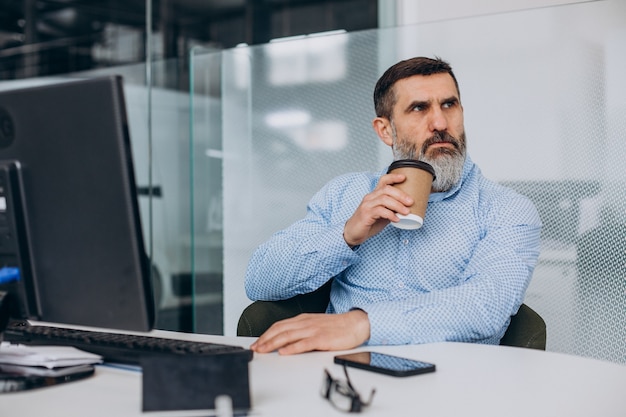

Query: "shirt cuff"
<box><xmin>362</xmin><ymin>304</ymin><xmax>411</xmax><ymax>346</ymax></box>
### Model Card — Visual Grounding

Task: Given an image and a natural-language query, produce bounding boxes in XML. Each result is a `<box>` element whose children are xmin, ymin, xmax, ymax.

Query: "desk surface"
<box><xmin>2</xmin><ymin>330</ymin><xmax>626</xmax><ymax>417</ymax></box>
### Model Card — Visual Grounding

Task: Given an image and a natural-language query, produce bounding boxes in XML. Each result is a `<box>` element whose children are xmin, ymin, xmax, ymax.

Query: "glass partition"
<box><xmin>189</xmin><ymin>46</ymin><xmax>226</xmax><ymax>334</ymax></box>
<box><xmin>82</xmin><ymin>59</ymin><xmax>199</xmax><ymax>332</ymax></box>
<box><xmin>191</xmin><ymin>0</ymin><xmax>626</xmax><ymax>363</ymax></box>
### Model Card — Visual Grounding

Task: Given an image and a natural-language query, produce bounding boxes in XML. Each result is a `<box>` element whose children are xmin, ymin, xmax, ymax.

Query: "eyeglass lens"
<box><xmin>321</xmin><ymin>368</ymin><xmax>374</xmax><ymax>413</ymax></box>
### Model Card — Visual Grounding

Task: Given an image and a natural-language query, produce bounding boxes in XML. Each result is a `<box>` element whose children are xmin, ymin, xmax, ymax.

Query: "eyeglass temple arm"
<box><xmin>342</xmin><ymin>365</ymin><xmax>376</xmax><ymax>405</ymax></box>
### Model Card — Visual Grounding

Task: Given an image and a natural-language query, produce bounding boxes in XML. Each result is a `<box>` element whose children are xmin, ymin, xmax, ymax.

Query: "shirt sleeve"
<box><xmin>360</xmin><ymin>194</ymin><xmax>542</xmax><ymax>346</ymax></box>
<box><xmin>244</xmin><ymin>178</ymin><xmax>363</xmax><ymax>301</ymax></box>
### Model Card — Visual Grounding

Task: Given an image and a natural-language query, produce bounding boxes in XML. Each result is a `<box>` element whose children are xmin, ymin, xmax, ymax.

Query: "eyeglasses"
<box><xmin>321</xmin><ymin>366</ymin><xmax>376</xmax><ymax>413</ymax></box>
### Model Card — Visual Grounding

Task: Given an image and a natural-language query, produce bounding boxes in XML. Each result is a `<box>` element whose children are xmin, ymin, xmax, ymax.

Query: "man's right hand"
<box><xmin>343</xmin><ymin>172</ymin><xmax>413</xmax><ymax>247</ymax></box>
<box><xmin>250</xmin><ymin>309</ymin><xmax>370</xmax><ymax>355</ymax></box>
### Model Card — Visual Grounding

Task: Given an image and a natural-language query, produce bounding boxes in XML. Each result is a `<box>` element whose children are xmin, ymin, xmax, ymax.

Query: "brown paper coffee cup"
<box><xmin>387</xmin><ymin>159</ymin><xmax>435</xmax><ymax>229</ymax></box>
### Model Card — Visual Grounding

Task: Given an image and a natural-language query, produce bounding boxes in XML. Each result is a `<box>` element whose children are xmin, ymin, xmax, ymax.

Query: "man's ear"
<box><xmin>372</xmin><ymin>117</ymin><xmax>394</xmax><ymax>147</ymax></box>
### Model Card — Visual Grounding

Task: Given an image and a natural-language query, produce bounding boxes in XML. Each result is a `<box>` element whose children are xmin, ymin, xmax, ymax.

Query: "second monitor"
<box><xmin>0</xmin><ymin>76</ymin><xmax>155</xmax><ymax>332</ymax></box>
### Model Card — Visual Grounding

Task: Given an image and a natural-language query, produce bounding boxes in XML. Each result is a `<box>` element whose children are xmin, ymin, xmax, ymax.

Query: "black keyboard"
<box><xmin>4</xmin><ymin>321</ymin><xmax>253</xmax><ymax>365</ymax></box>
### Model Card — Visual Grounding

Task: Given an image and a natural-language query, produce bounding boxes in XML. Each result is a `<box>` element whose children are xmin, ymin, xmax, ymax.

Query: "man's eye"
<box><xmin>412</xmin><ymin>104</ymin><xmax>425</xmax><ymax>112</ymax></box>
<box><xmin>442</xmin><ymin>100</ymin><xmax>457</xmax><ymax>109</ymax></box>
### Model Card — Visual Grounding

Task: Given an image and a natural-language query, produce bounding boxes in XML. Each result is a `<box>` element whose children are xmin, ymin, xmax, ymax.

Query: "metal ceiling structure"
<box><xmin>0</xmin><ymin>0</ymin><xmax>377</xmax><ymax>80</ymax></box>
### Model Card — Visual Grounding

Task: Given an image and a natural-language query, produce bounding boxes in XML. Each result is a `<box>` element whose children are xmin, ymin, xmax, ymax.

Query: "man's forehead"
<box><xmin>393</xmin><ymin>73</ymin><xmax>459</xmax><ymax>101</ymax></box>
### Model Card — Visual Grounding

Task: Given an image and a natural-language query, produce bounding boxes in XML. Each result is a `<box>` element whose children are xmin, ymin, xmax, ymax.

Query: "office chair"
<box><xmin>237</xmin><ymin>280</ymin><xmax>547</xmax><ymax>350</ymax></box>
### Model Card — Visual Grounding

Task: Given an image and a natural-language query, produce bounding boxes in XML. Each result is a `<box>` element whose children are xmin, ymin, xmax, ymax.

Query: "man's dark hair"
<box><xmin>373</xmin><ymin>56</ymin><xmax>460</xmax><ymax>119</ymax></box>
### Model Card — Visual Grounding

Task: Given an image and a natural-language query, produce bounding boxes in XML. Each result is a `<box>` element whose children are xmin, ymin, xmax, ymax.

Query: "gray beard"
<box><xmin>419</xmin><ymin>151</ymin><xmax>465</xmax><ymax>192</ymax></box>
<box><xmin>391</xmin><ymin>126</ymin><xmax>466</xmax><ymax>192</ymax></box>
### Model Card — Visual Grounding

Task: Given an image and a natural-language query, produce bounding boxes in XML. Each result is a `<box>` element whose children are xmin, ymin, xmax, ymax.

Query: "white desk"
<box><xmin>2</xmin><ymin>331</ymin><xmax>626</xmax><ymax>417</ymax></box>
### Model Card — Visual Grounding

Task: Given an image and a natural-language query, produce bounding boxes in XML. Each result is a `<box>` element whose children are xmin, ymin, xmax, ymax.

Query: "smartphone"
<box><xmin>334</xmin><ymin>351</ymin><xmax>436</xmax><ymax>377</ymax></box>
<box><xmin>0</xmin><ymin>364</ymin><xmax>95</xmax><ymax>393</ymax></box>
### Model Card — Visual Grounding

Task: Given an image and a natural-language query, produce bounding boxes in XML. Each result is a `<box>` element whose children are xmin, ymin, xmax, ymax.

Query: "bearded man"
<box><xmin>245</xmin><ymin>57</ymin><xmax>542</xmax><ymax>355</ymax></box>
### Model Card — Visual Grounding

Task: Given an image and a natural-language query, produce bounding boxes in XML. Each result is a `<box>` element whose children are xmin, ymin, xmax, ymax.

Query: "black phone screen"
<box><xmin>334</xmin><ymin>351</ymin><xmax>436</xmax><ymax>377</ymax></box>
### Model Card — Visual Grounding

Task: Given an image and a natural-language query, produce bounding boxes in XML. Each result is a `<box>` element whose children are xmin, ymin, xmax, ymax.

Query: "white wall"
<box><xmin>381</xmin><ymin>0</ymin><xmax>600</xmax><ymax>26</ymax></box>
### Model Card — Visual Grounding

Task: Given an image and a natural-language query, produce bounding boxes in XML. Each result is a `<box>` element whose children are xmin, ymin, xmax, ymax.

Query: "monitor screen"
<box><xmin>0</xmin><ymin>76</ymin><xmax>155</xmax><ymax>331</ymax></box>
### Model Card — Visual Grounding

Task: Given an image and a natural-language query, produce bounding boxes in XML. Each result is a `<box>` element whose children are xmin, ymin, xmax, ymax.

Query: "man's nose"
<box><xmin>429</xmin><ymin>107</ymin><xmax>448</xmax><ymax>132</ymax></box>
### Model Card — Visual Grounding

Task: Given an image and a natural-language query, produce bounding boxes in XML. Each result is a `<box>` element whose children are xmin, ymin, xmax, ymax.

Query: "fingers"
<box><xmin>343</xmin><ymin>173</ymin><xmax>414</xmax><ymax>246</ymax></box>
<box><xmin>251</xmin><ymin>316</ymin><xmax>315</xmax><ymax>354</ymax></box>
<box><xmin>360</xmin><ymin>192</ymin><xmax>412</xmax><ymax>218</ymax></box>
<box><xmin>365</xmin><ymin>173</ymin><xmax>415</xmax><ymax>217</ymax></box>
<box><xmin>250</xmin><ymin>311</ymin><xmax>370</xmax><ymax>355</ymax></box>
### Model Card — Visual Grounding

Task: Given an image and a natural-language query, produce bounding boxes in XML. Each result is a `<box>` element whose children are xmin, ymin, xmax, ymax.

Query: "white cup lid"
<box><xmin>391</xmin><ymin>213</ymin><xmax>424</xmax><ymax>230</ymax></box>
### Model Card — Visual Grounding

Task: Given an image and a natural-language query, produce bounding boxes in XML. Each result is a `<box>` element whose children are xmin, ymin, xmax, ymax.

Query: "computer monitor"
<box><xmin>0</xmin><ymin>76</ymin><xmax>155</xmax><ymax>332</ymax></box>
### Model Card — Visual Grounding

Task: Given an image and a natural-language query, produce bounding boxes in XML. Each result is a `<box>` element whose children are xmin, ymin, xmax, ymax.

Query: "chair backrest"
<box><xmin>499</xmin><ymin>303</ymin><xmax>546</xmax><ymax>350</ymax></box>
<box><xmin>237</xmin><ymin>282</ymin><xmax>546</xmax><ymax>350</ymax></box>
<box><xmin>237</xmin><ymin>280</ymin><xmax>332</xmax><ymax>337</ymax></box>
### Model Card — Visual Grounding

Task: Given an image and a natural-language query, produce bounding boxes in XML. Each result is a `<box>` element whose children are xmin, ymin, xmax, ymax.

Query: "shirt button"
<box><xmin>402</xmin><ymin>239</ymin><xmax>409</xmax><ymax>245</ymax></box>
<box><xmin>398</xmin><ymin>281</ymin><xmax>405</xmax><ymax>288</ymax></box>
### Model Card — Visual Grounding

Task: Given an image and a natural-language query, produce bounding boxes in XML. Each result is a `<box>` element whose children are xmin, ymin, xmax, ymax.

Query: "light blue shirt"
<box><xmin>245</xmin><ymin>155</ymin><xmax>542</xmax><ymax>346</ymax></box>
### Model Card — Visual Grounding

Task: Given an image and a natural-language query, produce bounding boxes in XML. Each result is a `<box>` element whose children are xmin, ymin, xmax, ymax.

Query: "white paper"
<box><xmin>0</xmin><ymin>342</ymin><xmax>102</xmax><ymax>369</ymax></box>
